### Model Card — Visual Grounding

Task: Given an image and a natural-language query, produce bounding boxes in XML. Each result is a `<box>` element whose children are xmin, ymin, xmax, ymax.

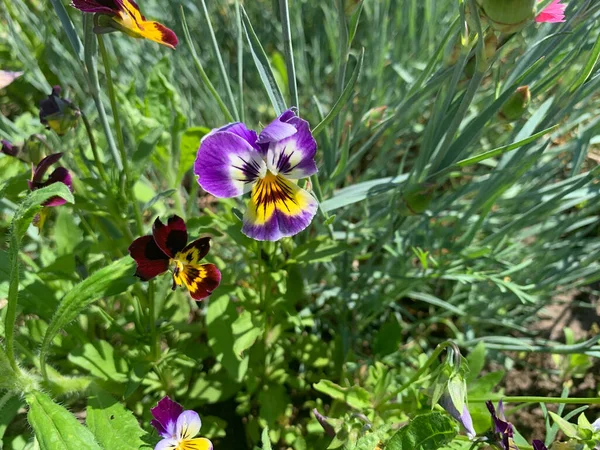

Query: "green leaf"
<box><xmin>466</xmin><ymin>342</ymin><xmax>486</xmax><ymax>383</ymax></box>
<box><xmin>313</xmin><ymin>380</ymin><xmax>371</xmax><ymax>410</ymax></box>
<box><xmin>241</xmin><ymin>6</ymin><xmax>287</xmax><ymax>115</ymax></box>
<box><xmin>40</xmin><ymin>258</ymin><xmax>136</xmax><ymax>379</ymax></box>
<box><xmin>178</xmin><ymin>127</ymin><xmax>209</xmax><ymax>183</ymax></box>
<box><xmin>312</xmin><ymin>49</ymin><xmax>364</xmax><ymax>138</ymax></box>
<box><xmin>548</xmin><ymin>411</ymin><xmax>578</xmax><ymax>439</ymax></box>
<box><xmin>289</xmin><ymin>238</ymin><xmax>350</xmax><ymax>264</ymax></box>
<box><xmin>261</xmin><ymin>426</ymin><xmax>273</xmax><ymax>450</ymax></box>
<box><xmin>386</xmin><ymin>412</ymin><xmax>456</xmax><ymax>450</ymax></box>
<box><xmin>232</xmin><ymin>311</ymin><xmax>264</xmax><ymax>358</ymax></box>
<box><xmin>86</xmin><ymin>386</ymin><xmax>147</xmax><ymax>450</ymax></box>
<box><xmin>54</xmin><ymin>209</ymin><xmax>83</xmax><ymax>256</ymax></box>
<box><xmin>68</xmin><ymin>340</ymin><xmax>128</xmax><ymax>384</ymax></box>
<box><xmin>0</xmin><ymin>392</ymin><xmax>23</xmax><ymax>443</ymax></box>
<box><xmin>26</xmin><ymin>390</ymin><xmax>102</xmax><ymax>450</ymax></box>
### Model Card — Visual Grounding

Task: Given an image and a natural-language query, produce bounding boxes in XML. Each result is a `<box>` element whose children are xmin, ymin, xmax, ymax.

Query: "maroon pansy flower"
<box><xmin>128</xmin><ymin>215</ymin><xmax>221</xmax><ymax>301</ymax></box>
<box><xmin>28</xmin><ymin>153</ymin><xmax>73</xmax><ymax>207</ymax></box>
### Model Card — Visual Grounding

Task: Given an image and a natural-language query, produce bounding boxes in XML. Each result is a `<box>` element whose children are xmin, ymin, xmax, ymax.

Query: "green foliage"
<box><xmin>386</xmin><ymin>413</ymin><xmax>457</xmax><ymax>450</ymax></box>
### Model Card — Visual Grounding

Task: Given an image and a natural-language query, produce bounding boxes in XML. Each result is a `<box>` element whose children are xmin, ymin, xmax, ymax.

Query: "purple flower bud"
<box><xmin>1</xmin><ymin>139</ymin><xmax>19</xmax><ymax>157</ymax></box>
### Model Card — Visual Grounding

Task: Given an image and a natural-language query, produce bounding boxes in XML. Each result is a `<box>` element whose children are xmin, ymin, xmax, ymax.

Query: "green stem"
<box><xmin>5</xmin><ymin>225</ymin><xmax>22</xmax><ymax>375</ymax></box>
<box><xmin>234</xmin><ymin>0</ymin><xmax>245</xmax><ymax>122</ymax></box>
<box><xmin>97</xmin><ymin>34</ymin><xmax>144</xmax><ymax>236</ymax></box>
<box><xmin>380</xmin><ymin>341</ymin><xmax>458</xmax><ymax>405</ymax></box>
<box><xmin>83</xmin><ymin>15</ymin><xmax>123</xmax><ymax>171</ymax></box>
<box><xmin>180</xmin><ymin>7</ymin><xmax>235</xmax><ymax>123</ymax></box>
<box><xmin>80</xmin><ymin>111</ymin><xmax>110</xmax><ymax>186</ymax></box>
<box><xmin>470</xmin><ymin>396</ymin><xmax>600</xmax><ymax>405</ymax></box>
<box><xmin>279</xmin><ymin>0</ymin><xmax>299</xmax><ymax>108</ymax></box>
<box><xmin>148</xmin><ymin>280</ymin><xmax>159</xmax><ymax>361</ymax></box>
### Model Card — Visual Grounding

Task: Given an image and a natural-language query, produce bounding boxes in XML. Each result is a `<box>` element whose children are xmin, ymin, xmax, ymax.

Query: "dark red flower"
<box><xmin>28</xmin><ymin>153</ymin><xmax>73</xmax><ymax>207</ymax></box>
<box><xmin>128</xmin><ymin>216</ymin><xmax>221</xmax><ymax>300</ymax></box>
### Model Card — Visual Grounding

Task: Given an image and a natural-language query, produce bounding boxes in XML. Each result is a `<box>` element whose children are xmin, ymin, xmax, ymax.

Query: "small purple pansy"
<box><xmin>194</xmin><ymin>108</ymin><xmax>318</xmax><ymax>242</ymax></box>
<box><xmin>151</xmin><ymin>396</ymin><xmax>213</xmax><ymax>450</ymax></box>
<box><xmin>486</xmin><ymin>400</ymin><xmax>518</xmax><ymax>450</ymax></box>
<box><xmin>28</xmin><ymin>153</ymin><xmax>73</xmax><ymax>207</ymax></box>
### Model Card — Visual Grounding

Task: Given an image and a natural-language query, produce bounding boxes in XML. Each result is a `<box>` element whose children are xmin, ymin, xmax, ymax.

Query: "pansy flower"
<box><xmin>151</xmin><ymin>396</ymin><xmax>213</xmax><ymax>450</ymax></box>
<box><xmin>532</xmin><ymin>440</ymin><xmax>547</xmax><ymax>450</ymax></box>
<box><xmin>486</xmin><ymin>400</ymin><xmax>519</xmax><ymax>449</ymax></box>
<box><xmin>0</xmin><ymin>70</ymin><xmax>23</xmax><ymax>90</ymax></box>
<box><xmin>194</xmin><ymin>109</ymin><xmax>318</xmax><ymax>241</ymax></box>
<box><xmin>39</xmin><ymin>86</ymin><xmax>81</xmax><ymax>136</ymax></box>
<box><xmin>72</xmin><ymin>0</ymin><xmax>178</xmax><ymax>49</ymax></box>
<box><xmin>536</xmin><ymin>0</ymin><xmax>566</xmax><ymax>23</ymax></box>
<box><xmin>439</xmin><ymin>393</ymin><xmax>476</xmax><ymax>439</ymax></box>
<box><xmin>128</xmin><ymin>215</ymin><xmax>221</xmax><ymax>300</ymax></box>
<box><xmin>28</xmin><ymin>153</ymin><xmax>73</xmax><ymax>207</ymax></box>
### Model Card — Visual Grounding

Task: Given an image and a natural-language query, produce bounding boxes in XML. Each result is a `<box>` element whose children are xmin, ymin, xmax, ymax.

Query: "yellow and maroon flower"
<box><xmin>28</xmin><ymin>153</ymin><xmax>73</xmax><ymax>207</ymax></box>
<box><xmin>128</xmin><ymin>216</ymin><xmax>221</xmax><ymax>301</ymax></box>
<box><xmin>72</xmin><ymin>0</ymin><xmax>178</xmax><ymax>49</ymax></box>
<box><xmin>39</xmin><ymin>86</ymin><xmax>80</xmax><ymax>136</ymax></box>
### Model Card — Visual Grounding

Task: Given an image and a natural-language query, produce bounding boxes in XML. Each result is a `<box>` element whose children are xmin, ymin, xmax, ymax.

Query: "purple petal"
<box><xmin>532</xmin><ymin>440</ymin><xmax>547</xmax><ymax>450</ymax></box>
<box><xmin>257</xmin><ymin>109</ymin><xmax>298</xmax><ymax>145</ymax></box>
<box><xmin>204</xmin><ymin>122</ymin><xmax>259</xmax><ymax>150</ymax></box>
<box><xmin>242</xmin><ymin>175</ymin><xmax>318</xmax><ymax>241</ymax></box>
<box><xmin>154</xmin><ymin>438</ymin><xmax>178</xmax><ymax>450</ymax></box>
<box><xmin>195</xmin><ymin>131</ymin><xmax>266</xmax><ymax>198</ymax></box>
<box><xmin>176</xmin><ymin>410</ymin><xmax>201</xmax><ymax>440</ymax></box>
<box><xmin>32</xmin><ymin>153</ymin><xmax>63</xmax><ymax>184</ymax></box>
<box><xmin>71</xmin><ymin>0</ymin><xmax>120</xmax><ymax>15</ymax></box>
<box><xmin>592</xmin><ymin>418</ymin><xmax>600</xmax><ymax>431</ymax></box>
<box><xmin>266</xmin><ymin>116</ymin><xmax>317</xmax><ymax>180</ymax></box>
<box><xmin>151</xmin><ymin>396</ymin><xmax>184</xmax><ymax>439</ymax></box>
<box><xmin>439</xmin><ymin>394</ymin><xmax>476</xmax><ymax>439</ymax></box>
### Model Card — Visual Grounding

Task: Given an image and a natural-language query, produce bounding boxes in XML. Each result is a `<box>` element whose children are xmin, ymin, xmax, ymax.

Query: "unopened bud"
<box><xmin>401</xmin><ymin>183</ymin><xmax>436</xmax><ymax>216</ymax></box>
<box><xmin>500</xmin><ymin>86</ymin><xmax>531</xmax><ymax>121</ymax></box>
<box><xmin>39</xmin><ymin>86</ymin><xmax>80</xmax><ymax>136</ymax></box>
<box><xmin>1</xmin><ymin>139</ymin><xmax>19</xmax><ymax>157</ymax></box>
<box><xmin>477</xmin><ymin>0</ymin><xmax>536</xmax><ymax>33</ymax></box>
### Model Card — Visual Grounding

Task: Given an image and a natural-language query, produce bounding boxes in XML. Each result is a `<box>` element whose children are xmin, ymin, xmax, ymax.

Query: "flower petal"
<box><xmin>128</xmin><ymin>236</ymin><xmax>170</xmax><ymax>281</ymax></box>
<box><xmin>32</xmin><ymin>153</ymin><xmax>63</xmax><ymax>185</ymax></box>
<box><xmin>175</xmin><ymin>237</ymin><xmax>211</xmax><ymax>265</ymax></box>
<box><xmin>204</xmin><ymin>122</ymin><xmax>259</xmax><ymax>149</ymax></box>
<box><xmin>439</xmin><ymin>394</ymin><xmax>475</xmax><ymax>439</ymax></box>
<box><xmin>532</xmin><ymin>441</ymin><xmax>547</xmax><ymax>450</ymax></box>
<box><xmin>71</xmin><ymin>0</ymin><xmax>120</xmax><ymax>14</ymax></box>
<box><xmin>152</xmin><ymin>216</ymin><xmax>188</xmax><ymax>258</ymax></box>
<box><xmin>266</xmin><ymin>117</ymin><xmax>317</xmax><ymax>179</ymax></box>
<box><xmin>0</xmin><ymin>70</ymin><xmax>23</xmax><ymax>90</ymax></box>
<box><xmin>180</xmin><ymin>438</ymin><xmax>213</xmax><ymax>450</ymax></box>
<box><xmin>195</xmin><ymin>131</ymin><xmax>266</xmax><ymax>198</ymax></box>
<box><xmin>111</xmin><ymin>0</ymin><xmax>178</xmax><ymax>48</ymax></box>
<box><xmin>154</xmin><ymin>438</ymin><xmax>179</xmax><ymax>450</ymax></box>
<box><xmin>242</xmin><ymin>174</ymin><xmax>318</xmax><ymax>241</ymax></box>
<box><xmin>151</xmin><ymin>396</ymin><xmax>184</xmax><ymax>439</ymax></box>
<box><xmin>257</xmin><ymin>109</ymin><xmax>298</xmax><ymax>145</ymax></box>
<box><xmin>535</xmin><ymin>0</ymin><xmax>566</xmax><ymax>23</ymax></box>
<box><xmin>173</xmin><ymin>263</ymin><xmax>221</xmax><ymax>301</ymax></box>
<box><xmin>42</xmin><ymin>168</ymin><xmax>73</xmax><ymax>207</ymax></box>
<box><xmin>176</xmin><ymin>410</ymin><xmax>201</xmax><ymax>440</ymax></box>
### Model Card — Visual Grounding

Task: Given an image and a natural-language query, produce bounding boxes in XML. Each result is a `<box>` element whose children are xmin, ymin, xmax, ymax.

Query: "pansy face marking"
<box><xmin>71</xmin><ymin>0</ymin><xmax>178</xmax><ymax>48</ymax></box>
<box><xmin>194</xmin><ymin>109</ymin><xmax>318</xmax><ymax>241</ymax></box>
<box><xmin>128</xmin><ymin>216</ymin><xmax>221</xmax><ymax>300</ymax></box>
<box><xmin>151</xmin><ymin>396</ymin><xmax>213</xmax><ymax>450</ymax></box>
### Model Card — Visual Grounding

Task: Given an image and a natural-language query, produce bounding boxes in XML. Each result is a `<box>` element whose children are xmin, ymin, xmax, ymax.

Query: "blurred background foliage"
<box><xmin>1</xmin><ymin>0</ymin><xmax>600</xmax><ymax>448</ymax></box>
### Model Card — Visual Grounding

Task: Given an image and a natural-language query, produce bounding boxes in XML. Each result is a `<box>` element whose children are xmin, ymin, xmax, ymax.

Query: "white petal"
<box><xmin>176</xmin><ymin>410</ymin><xmax>202</xmax><ymax>440</ymax></box>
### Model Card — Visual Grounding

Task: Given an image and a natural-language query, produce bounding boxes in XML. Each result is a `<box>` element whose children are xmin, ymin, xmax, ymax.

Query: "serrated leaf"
<box><xmin>313</xmin><ymin>380</ymin><xmax>371</xmax><ymax>410</ymax></box>
<box><xmin>40</xmin><ymin>258</ymin><xmax>136</xmax><ymax>379</ymax></box>
<box><xmin>386</xmin><ymin>412</ymin><xmax>456</xmax><ymax>450</ymax></box>
<box><xmin>86</xmin><ymin>386</ymin><xmax>147</xmax><ymax>450</ymax></box>
<box><xmin>26</xmin><ymin>390</ymin><xmax>102</xmax><ymax>450</ymax></box>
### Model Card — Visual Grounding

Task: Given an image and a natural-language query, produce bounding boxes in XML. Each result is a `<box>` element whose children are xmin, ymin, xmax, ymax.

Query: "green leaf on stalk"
<box><xmin>40</xmin><ymin>258</ymin><xmax>136</xmax><ymax>379</ymax></box>
<box><xmin>178</xmin><ymin>126</ymin><xmax>210</xmax><ymax>183</ymax></box>
<box><xmin>548</xmin><ymin>411</ymin><xmax>578</xmax><ymax>439</ymax></box>
<box><xmin>313</xmin><ymin>380</ymin><xmax>371</xmax><ymax>410</ymax></box>
<box><xmin>385</xmin><ymin>412</ymin><xmax>456</xmax><ymax>450</ymax></box>
<box><xmin>26</xmin><ymin>390</ymin><xmax>102</xmax><ymax>450</ymax></box>
<box><xmin>86</xmin><ymin>386</ymin><xmax>147</xmax><ymax>450</ymax></box>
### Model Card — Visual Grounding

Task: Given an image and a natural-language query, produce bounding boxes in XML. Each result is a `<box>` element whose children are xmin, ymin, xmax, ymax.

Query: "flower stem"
<box><xmin>80</xmin><ymin>110</ymin><xmax>110</xmax><ymax>186</ymax></box>
<box><xmin>96</xmin><ymin>34</ymin><xmax>144</xmax><ymax>236</ymax></box>
<box><xmin>469</xmin><ymin>396</ymin><xmax>600</xmax><ymax>405</ymax></box>
<box><xmin>148</xmin><ymin>279</ymin><xmax>159</xmax><ymax>361</ymax></box>
<box><xmin>279</xmin><ymin>0</ymin><xmax>299</xmax><ymax>109</ymax></box>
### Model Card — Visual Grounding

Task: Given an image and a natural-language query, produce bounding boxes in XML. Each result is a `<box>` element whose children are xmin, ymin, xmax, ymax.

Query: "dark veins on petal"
<box><xmin>233</xmin><ymin>156</ymin><xmax>262</xmax><ymax>184</ymax></box>
<box><xmin>253</xmin><ymin>176</ymin><xmax>297</xmax><ymax>217</ymax></box>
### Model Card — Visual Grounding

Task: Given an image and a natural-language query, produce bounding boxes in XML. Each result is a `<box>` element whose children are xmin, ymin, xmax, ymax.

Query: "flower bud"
<box><xmin>39</xmin><ymin>86</ymin><xmax>81</xmax><ymax>136</ymax></box>
<box><xmin>464</xmin><ymin>32</ymin><xmax>498</xmax><ymax>78</ymax></box>
<box><xmin>477</xmin><ymin>0</ymin><xmax>536</xmax><ymax>33</ymax></box>
<box><xmin>1</xmin><ymin>139</ymin><xmax>19</xmax><ymax>157</ymax></box>
<box><xmin>500</xmin><ymin>86</ymin><xmax>531</xmax><ymax>121</ymax></box>
<box><xmin>401</xmin><ymin>183</ymin><xmax>436</xmax><ymax>215</ymax></box>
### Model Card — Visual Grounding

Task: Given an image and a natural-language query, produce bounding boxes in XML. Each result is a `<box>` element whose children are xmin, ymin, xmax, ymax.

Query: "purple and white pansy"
<box><xmin>151</xmin><ymin>396</ymin><xmax>212</xmax><ymax>450</ymax></box>
<box><xmin>194</xmin><ymin>109</ymin><xmax>318</xmax><ymax>241</ymax></box>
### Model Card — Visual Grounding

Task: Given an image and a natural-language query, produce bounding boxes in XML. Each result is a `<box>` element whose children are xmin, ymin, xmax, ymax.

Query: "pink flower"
<box><xmin>535</xmin><ymin>0</ymin><xmax>566</xmax><ymax>23</ymax></box>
